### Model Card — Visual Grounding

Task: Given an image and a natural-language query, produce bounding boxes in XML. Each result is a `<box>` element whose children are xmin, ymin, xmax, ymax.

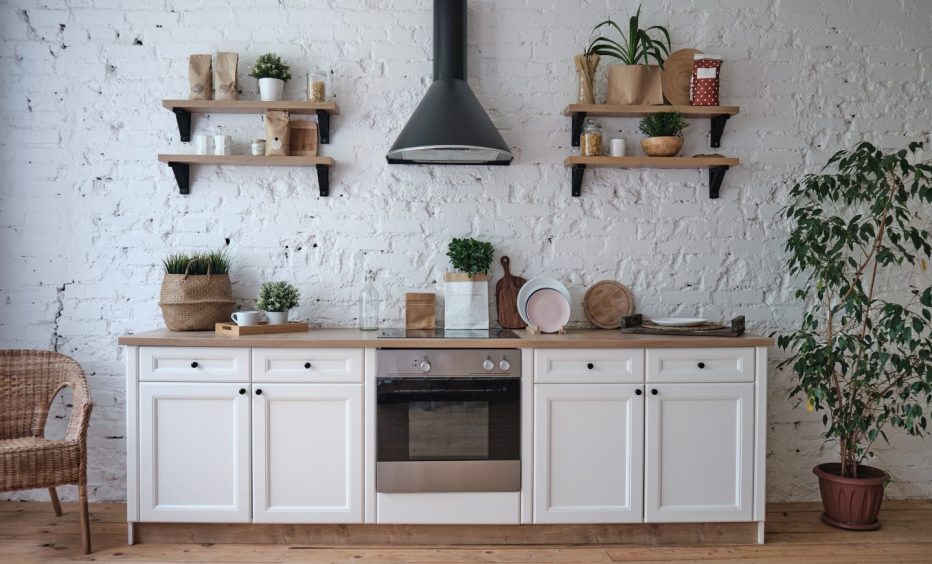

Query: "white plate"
<box><xmin>650</xmin><ymin>317</ymin><xmax>708</xmax><ymax>327</ymax></box>
<box><xmin>516</xmin><ymin>276</ymin><xmax>571</xmax><ymax>325</ymax></box>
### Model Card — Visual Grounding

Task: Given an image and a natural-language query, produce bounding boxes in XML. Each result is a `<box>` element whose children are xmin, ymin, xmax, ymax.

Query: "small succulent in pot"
<box><xmin>257</xmin><ymin>281</ymin><xmax>300</xmax><ymax>324</ymax></box>
<box><xmin>249</xmin><ymin>53</ymin><xmax>293</xmax><ymax>101</ymax></box>
<box><xmin>638</xmin><ymin>111</ymin><xmax>688</xmax><ymax>157</ymax></box>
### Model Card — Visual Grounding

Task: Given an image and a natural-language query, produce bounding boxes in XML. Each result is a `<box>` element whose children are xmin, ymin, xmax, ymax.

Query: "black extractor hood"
<box><xmin>386</xmin><ymin>0</ymin><xmax>513</xmax><ymax>165</ymax></box>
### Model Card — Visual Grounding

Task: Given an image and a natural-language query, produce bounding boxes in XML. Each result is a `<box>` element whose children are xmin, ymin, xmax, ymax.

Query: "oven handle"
<box><xmin>377</xmin><ymin>386</ymin><xmax>513</xmax><ymax>395</ymax></box>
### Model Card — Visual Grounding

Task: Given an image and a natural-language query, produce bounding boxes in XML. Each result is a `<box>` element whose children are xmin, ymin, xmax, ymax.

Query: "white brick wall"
<box><xmin>1</xmin><ymin>0</ymin><xmax>930</xmax><ymax>503</ymax></box>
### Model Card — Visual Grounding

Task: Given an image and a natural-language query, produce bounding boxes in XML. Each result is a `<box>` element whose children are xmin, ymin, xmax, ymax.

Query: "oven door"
<box><xmin>376</xmin><ymin>376</ymin><xmax>520</xmax><ymax>493</ymax></box>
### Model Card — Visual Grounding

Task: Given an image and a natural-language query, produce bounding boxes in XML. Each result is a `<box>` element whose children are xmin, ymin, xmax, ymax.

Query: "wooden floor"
<box><xmin>1</xmin><ymin>500</ymin><xmax>931</xmax><ymax>563</ymax></box>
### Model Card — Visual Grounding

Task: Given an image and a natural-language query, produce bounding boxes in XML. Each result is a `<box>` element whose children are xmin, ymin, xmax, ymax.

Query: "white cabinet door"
<box><xmin>252</xmin><ymin>383</ymin><xmax>363</xmax><ymax>523</ymax></box>
<box><xmin>139</xmin><ymin>382</ymin><xmax>251</xmax><ymax>522</ymax></box>
<box><xmin>644</xmin><ymin>383</ymin><xmax>754</xmax><ymax>522</ymax></box>
<box><xmin>534</xmin><ymin>384</ymin><xmax>644</xmax><ymax>523</ymax></box>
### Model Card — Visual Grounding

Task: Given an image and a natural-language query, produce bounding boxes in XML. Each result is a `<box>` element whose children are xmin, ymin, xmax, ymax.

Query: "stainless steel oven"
<box><xmin>376</xmin><ymin>349</ymin><xmax>521</xmax><ymax>493</ymax></box>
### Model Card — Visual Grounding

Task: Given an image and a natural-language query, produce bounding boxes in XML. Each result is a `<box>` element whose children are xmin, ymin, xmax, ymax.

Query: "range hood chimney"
<box><xmin>386</xmin><ymin>0</ymin><xmax>513</xmax><ymax>165</ymax></box>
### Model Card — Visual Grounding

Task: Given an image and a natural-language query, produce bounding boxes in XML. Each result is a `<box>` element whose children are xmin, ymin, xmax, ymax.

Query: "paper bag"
<box><xmin>606</xmin><ymin>65</ymin><xmax>663</xmax><ymax>105</ymax></box>
<box><xmin>213</xmin><ymin>52</ymin><xmax>238</xmax><ymax>100</ymax></box>
<box><xmin>188</xmin><ymin>54</ymin><xmax>212</xmax><ymax>100</ymax></box>
<box><xmin>264</xmin><ymin>111</ymin><xmax>290</xmax><ymax>156</ymax></box>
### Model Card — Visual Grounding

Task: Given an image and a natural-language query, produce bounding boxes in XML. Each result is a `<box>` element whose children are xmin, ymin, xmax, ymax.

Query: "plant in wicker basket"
<box><xmin>257</xmin><ymin>281</ymin><xmax>300</xmax><ymax>325</ymax></box>
<box><xmin>638</xmin><ymin>111</ymin><xmax>688</xmax><ymax>157</ymax></box>
<box><xmin>158</xmin><ymin>251</ymin><xmax>234</xmax><ymax>332</ymax></box>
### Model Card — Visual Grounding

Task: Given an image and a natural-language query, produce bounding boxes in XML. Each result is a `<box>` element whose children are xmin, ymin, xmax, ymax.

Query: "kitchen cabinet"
<box><xmin>533</xmin><ymin>383</ymin><xmax>644</xmax><ymax>523</ymax></box>
<box><xmin>139</xmin><ymin>382</ymin><xmax>251</xmax><ymax>522</ymax></box>
<box><xmin>252</xmin><ymin>383</ymin><xmax>363</xmax><ymax>523</ymax></box>
<box><xmin>644</xmin><ymin>383</ymin><xmax>754</xmax><ymax>522</ymax></box>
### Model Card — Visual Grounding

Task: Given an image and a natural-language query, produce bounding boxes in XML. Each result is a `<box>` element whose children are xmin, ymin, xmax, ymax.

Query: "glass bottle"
<box><xmin>358</xmin><ymin>270</ymin><xmax>379</xmax><ymax>331</ymax></box>
<box><xmin>580</xmin><ymin>118</ymin><xmax>603</xmax><ymax>156</ymax></box>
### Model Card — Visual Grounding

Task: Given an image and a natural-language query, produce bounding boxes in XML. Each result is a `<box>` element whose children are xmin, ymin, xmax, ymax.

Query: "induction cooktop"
<box><xmin>378</xmin><ymin>328</ymin><xmax>519</xmax><ymax>339</ymax></box>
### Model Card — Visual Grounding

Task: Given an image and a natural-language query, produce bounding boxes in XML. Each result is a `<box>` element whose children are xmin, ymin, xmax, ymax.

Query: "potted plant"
<box><xmin>257</xmin><ymin>281</ymin><xmax>300</xmax><ymax>325</ymax></box>
<box><xmin>249</xmin><ymin>53</ymin><xmax>292</xmax><ymax>101</ymax></box>
<box><xmin>585</xmin><ymin>5</ymin><xmax>670</xmax><ymax>105</ymax></box>
<box><xmin>444</xmin><ymin>238</ymin><xmax>495</xmax><ymax>330</ymax></box>
<box><xmin>777</xmin><ymin>141</ymin><xmax>932</xmax><ymax>530</ymax></box>
<box><xmin>638</xmin><ymin>111</ymin><xmax>688</xmax><ymax>156</ymax></box>
<box><xmin>159</xmin><ymin>251</ymin><xmax>234</xmax><ymax>331</ymax></box>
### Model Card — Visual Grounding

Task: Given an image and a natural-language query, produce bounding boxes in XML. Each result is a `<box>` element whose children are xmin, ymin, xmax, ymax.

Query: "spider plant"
<box><xmin>585</xmin><ymin>5</ymin><xmax>671</xmax><ymax>68</ymax></box>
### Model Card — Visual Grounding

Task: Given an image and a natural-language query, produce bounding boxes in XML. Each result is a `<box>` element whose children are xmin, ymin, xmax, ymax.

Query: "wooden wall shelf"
<box><xmin>157</xmin><ymin>154</ymin><xmax>335</xmax><ymax>196</ymax></box>
<box><xmin>162</xmin><ymin>100</ymin><xmax>341</xmax><ymax>144</ymax></box>
<box><xmin>564</xmin><ymin>156</ymin><xmax>739</xmax><ymax>198</ymax></box>
<box><xmin>563</xmin><ymin>104</ymin><xmax>739</xmax><ymax>149</ymax></box>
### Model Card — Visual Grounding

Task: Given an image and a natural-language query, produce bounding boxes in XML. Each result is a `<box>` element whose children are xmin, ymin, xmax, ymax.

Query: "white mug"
<box><xmin>214</xmin><ymin>134</ymin><xmax>232</xmax><ymax>156</ymax></box>
<box><xmin>194</xmin><ymin>134</ymin><xmax>212</xmax><ymax>155</ymax></box>
<box><xmin>610</xmin><ymin>138</ymin><xmax>626</xmax><ymax>157</ymax></box>
<box><xmin>231</xmin><ymin>311</ymin><xmax>262</xmax><ymax>326</ymax></box>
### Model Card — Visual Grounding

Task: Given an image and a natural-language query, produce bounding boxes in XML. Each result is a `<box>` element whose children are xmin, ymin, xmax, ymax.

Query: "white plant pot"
<box><xmin>258</xmin><ymin>78</ymin><xmax>285</xmax><ymax>101</ymax></box>
<box><xmin>443</xmin><ymin>273</ymin><xmax>490</xmax><ymax>330</ymax></box>
<box><xmin>264</xmin><ymin>310</ymin><xmax>288</xmax><ymax>325</ymax></box>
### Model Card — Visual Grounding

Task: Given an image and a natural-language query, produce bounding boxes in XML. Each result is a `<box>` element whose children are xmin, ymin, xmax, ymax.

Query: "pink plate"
<box><xmin>526</xmin><ymin>288</ymin><xmax>570</xmax><ymax>333</ymax></box>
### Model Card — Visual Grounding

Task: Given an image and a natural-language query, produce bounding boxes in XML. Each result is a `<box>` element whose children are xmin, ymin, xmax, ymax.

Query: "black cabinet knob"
<box><xmin>587</xmin><ymin>363</ymin><xmax>594</xmax><ymax>370</ymax></box>
<box><xmin>238</xmin><ymin>388</ymin><xmax>246</xmax><ymax>395</ymax></box>
<box><xmin>190</xmin><ymin>361</ymin><xmax>199</xmax><ymax>368</ymax></box>
<box><xmin>651</xmin><ymin>389</ymin><xmax>658</xmax><ymax>395</ymax></box>
<box><xmin>304</xmin><ymin>362</ymin><xmax>311</xmax><ymax>369</ymax></box>
<box><xmin>635</xmin><ymin>389</ymin><xmax>643</xmax><ymax>396</ymax></box>
<box><xmin>255</xmin><ymin>389</ymin><xmax>263</xmax><ymax>395</ymax></box>
<box><xmin>698</xmin><ymin>362</ymin><xmax>706</xmax><ymax>369</ymax></box>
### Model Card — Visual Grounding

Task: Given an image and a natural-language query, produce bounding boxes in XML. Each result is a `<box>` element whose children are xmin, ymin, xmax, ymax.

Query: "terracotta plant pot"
<box><xmin>813</xmin><ymin>462</ymin><xmax>887</xmax><ymax>530</ymax></box>
<box><xmin>641</xmin><ymin>136</ymin><xmax>683</xmax><ymax>157</ymax></box>
<box><xmin>606</xmin><ymin>65</ymin><xmax>663</xmax><ymax>105</ymax></box>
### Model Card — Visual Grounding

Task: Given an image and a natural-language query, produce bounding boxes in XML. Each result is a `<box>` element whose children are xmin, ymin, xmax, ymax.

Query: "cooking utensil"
<box><xmin>517</xmin><ymin>276</ymin><xmax>571</xmax><ymax>325</ymax></box>
<box><xmin>526</xmin><ymin>288</ymin><xmax>571</xmax><ymax>333</ymax></box>
<box><xmin>495</xmin><ymin>256</ymin><xmax>527</xmax><ymax>329</ymax></box>
<box><xmin>583</xmin><ymin>280</ymin><xmax>634</xmax><ymax>329</ymax></box>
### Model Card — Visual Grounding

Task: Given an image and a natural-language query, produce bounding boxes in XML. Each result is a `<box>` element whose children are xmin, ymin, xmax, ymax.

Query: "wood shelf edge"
<box><xmin>157</xmin><ymin>154</ymin><xmax>335</xmax><ymax>167</ymax></box>
<box><xmin>562</xmin><ymin>103</ymin><xmax>740</xmax><ymax>117</ymax></box>
<box><xmin>563</xmin><ymin>156</ymin><xmax>740</xmax><ymax>168</ymax></box>
<box><xmin>161</xmin><ymin>99</ymin><xmax>341</xmax><ymax>115</ymax></box>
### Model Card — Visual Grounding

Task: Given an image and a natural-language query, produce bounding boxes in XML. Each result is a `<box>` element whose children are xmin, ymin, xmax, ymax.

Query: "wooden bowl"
<box><xmin>640</xmin><ymin>136</ymin><xmax>683</xmax><ymax>157</ymax></box>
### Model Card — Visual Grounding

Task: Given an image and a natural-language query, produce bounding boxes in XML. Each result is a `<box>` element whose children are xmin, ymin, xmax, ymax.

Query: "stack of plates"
<box><xmin>516</xmin><ymin>276</ymin><xmax>571</xmax><ymax>333</ymax></box>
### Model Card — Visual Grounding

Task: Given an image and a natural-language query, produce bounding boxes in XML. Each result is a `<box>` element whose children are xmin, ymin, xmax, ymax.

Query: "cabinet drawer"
<box><xmin>139</xmin><ymin>347</ymin><xmax>249</xmax><ymax>382</ymax></box>
<box><xmin>535</xmin><ymin>349</ymin><xmax>644</xmax><ymax>384</ymax></box>
<box><xmin>252</xmin><ymin>348</ymin><xmax>363</xmax><ymax>383</ymax></box>
<box><xmin>646</xmin><ymin>348</ymin><xmax>754</xmax><ymax>383</ymax></box>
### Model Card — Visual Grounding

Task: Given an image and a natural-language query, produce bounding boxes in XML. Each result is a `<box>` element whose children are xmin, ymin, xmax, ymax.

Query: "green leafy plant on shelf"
<box><xmin>162</xmin><ymin>250</ymin><xmax>231</xmax><ymax>275</ymax></box>
<box><xmin>447</xmin><ymin>238</ymin><xmax>495</xmax><ymax>278</ymax></box>
<box><xmin>638</xmin><ymin>112</ymin><xmax>688</xmax><ymax>137</ymax></box>
<box><xmin>777</xmin><ymin>141</ymin><xmax>932</xmax><ymax>478</ymax></box>
<box><xmin>249</xmin><ymin>53</ymin><xmax>293</xmax><ymax>82</ymax></box>
<box><xmin>585</xmin><ymin>5</ymin><xmax>671</xmax><ymax>67</ymax></box>
<box><xmin>257</xmin><ymin>281</ymin><xmax>300</xmax><ymax>312</ymax></box>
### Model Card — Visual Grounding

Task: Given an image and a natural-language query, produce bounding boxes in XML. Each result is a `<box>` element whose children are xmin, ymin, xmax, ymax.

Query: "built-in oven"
<box><xmin>376</xmin><ymin>349</ymin><xmax>521</xmax><ymax>493</ymax></box>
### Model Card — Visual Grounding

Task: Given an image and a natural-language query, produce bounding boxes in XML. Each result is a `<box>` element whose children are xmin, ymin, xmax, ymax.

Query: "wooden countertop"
<box><xmin>118</xmin><ymin>328</ymin><xmax>774</xmax><ymax>349</ymax></box>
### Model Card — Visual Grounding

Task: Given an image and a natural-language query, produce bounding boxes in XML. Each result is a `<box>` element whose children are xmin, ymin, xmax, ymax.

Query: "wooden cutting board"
<box><xmin>583</xmin><ymin>280</ymin><xmax>635</xmax><ymax>329</ymax></box>
<box><xmin>495</xmin><ymin>256</ymin><xmax>527</xmax><ymax>329</ymax></box>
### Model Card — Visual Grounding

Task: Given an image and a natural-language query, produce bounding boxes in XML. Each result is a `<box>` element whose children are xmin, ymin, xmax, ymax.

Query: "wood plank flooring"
<box><xmin>1</xmin><ymin>499</ymin><xmax>931</xmax><ymax>563</ymax></box>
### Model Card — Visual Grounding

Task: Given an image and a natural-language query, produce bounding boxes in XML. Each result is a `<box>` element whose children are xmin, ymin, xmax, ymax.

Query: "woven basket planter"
<box><xmin>159</xmin><ymin>273</ymin><xmax>235</xmax><ymax>331</ymax></box>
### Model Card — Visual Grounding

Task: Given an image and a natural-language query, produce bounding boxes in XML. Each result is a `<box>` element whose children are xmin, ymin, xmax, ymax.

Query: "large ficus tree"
<box><xmin>777</xmin><ymin>141</ymin><xmax>932</xmax><ymax>478</ymax></box>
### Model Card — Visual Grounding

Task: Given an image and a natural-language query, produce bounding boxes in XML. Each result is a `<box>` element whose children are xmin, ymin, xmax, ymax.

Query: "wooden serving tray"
<box><xmin>620</xmin><ymin>314</ymin><xmax>745</xmax><ymax>337</ymax></box>
<box><xmin>215</xmin><ymin>321</ymin><xmax>309</xmax><ymax>336</ymax></box>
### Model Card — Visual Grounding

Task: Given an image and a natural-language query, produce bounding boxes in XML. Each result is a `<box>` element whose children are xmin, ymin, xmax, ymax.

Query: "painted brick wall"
<box><xmin>1</xmin><ymin>0</ymin><xmax>930</xmax><ymax>503</ymax></box>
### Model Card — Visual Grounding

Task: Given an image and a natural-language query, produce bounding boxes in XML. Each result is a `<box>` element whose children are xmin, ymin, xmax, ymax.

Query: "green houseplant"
<box><xmin>257</xmin><ymin>281</ymin><xmax>300</xmax><ymax>325</ymax></box>
<box><xmin>585</xmin><ymin>5</ymin><xmax>671</xmax><ymax>105</ymax></box>
<box><xmin>638</xmin><ymin>111</ymin><xmax>688</xmax><ymax>156</ymax></box>
<box><xmin>159</xmin><ymin>250</ymin><xmax>234</xmax><ymax>331</ymax></box>
<box><xmin>778</xmin><ymin>141</ymin><xmax>932</xmax><ymax>530</ymax></box>
<box><xmin>444</xmin><ymin>238</ymin><xmax>495</xmax><ymax>330</ymax></box>
<box><xmin>249</xmin><ymin>53</ymin><xmax>292</xmax><ymax>101</ymax></box>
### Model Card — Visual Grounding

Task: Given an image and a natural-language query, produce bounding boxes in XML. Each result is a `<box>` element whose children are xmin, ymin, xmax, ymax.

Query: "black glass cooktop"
<box><xmin>378</xmin><ymin>328</ymin><xmax>519</xmax><ymax>339</ymax></box>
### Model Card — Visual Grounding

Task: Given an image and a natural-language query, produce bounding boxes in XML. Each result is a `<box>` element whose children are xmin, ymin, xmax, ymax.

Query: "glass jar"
<box><xmin>580</xmin><ymin>118</ymin><xmax>603</xmax><ymax>156</ymax></box>
<box><xmin>250</xmin><ymin>139</ymin><xmax>266</xmax><ymax>156</ymax></box>
<box><xmin>307</xmin><ymin>71</ymin><xmax>329</xmax><ymax>102</ymax></box>
<box><xmin>358</xmin><ymin>270</ymin><xmax>380</xmax><ymax>331</ymax></box>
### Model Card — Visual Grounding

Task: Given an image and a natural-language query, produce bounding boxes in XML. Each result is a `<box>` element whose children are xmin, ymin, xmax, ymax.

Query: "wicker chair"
<box><xmin>0</xmin><ymin>350</ymin><xmax>93</xmax><ymax>554</ymax></box>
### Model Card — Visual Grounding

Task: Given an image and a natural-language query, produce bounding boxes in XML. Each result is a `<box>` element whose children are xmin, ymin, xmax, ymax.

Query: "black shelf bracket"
<box><xmin>173</xmin><ymin>108</ymin><xmax>192</xmax><ymax>143</ymax></box>
<box><xmin>316</xmin><ymin>110</ymin><xmax>331</xmax><ymax>144</ymax></box>
<box><xmin>710</xmin><ymin>114</ymin><xmax>730</xmax><ymax>148</ymax></box>
<box><xmin>316</xmin><ymin>165</ymin><xmax>330</xmax><ymax>197</ymax></box>
<box><xmin>571</xmin><ymin>164</ymin><xmax>586</xmax><ymax>197</ymax></box>
<box><xmin>709</xmin><ymin>165</ymin><xmax>729</xmax><ymax>199</ymax></box>
<box><xmin>571</xmin><ymin>112</ymin><xmax>587</xmax><ymax>147</ymax></box>
<box><xmin>167</xmin><ymin>162</ymin><xmax>190</xmax><ymax>195</ymax></box>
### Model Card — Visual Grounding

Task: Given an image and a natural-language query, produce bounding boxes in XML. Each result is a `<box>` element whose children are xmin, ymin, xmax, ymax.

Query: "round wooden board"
<box><xmin>662</xmin><ymin>48</ymin><xmax>702</xmax><ymax>106</ymax></box>
<box><xmin>583</xmin><ymin>280</ymin><xmax>635</xmax><ymax>329</ymax></box>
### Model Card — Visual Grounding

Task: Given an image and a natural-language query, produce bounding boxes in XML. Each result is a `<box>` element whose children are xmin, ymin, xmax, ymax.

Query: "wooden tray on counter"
<box><xmin>215</xmin><ymin>321</ymin><xmax>309</xmax><ymax>336</ymax></box>
<box><xmin>620</xmin><ymin>314</ymin><xmax>746</xmax><ymax>337</ymax></box>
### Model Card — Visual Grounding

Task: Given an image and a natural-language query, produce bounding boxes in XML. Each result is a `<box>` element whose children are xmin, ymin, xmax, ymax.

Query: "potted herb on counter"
<box><xmin>257</xmin><ymin>281</ymin><xmax>300</xmax><ymax>325</ymax></box>
<box><xmin>778</xmin><ymin>141</ymin><xmax>932</xmax><ymax>530</ymax></box>
<box><xmin>444</xmin><ymin>238</ymin><xmax>495</xmax><ymax>330</ymax></box>
<box><xmin>159</xmin><ymin>250</ymin><xmax>234</xmax><ymax>331</ymax></box>
<box><xmin>639</xmin><ymin>111</ymin><xmax>688</xmax><ymax>156</ymax></box>
<box><xmin>250</xmin><ymin>53</ymin><xmax>292</xmax><ymax>101</ymax></box>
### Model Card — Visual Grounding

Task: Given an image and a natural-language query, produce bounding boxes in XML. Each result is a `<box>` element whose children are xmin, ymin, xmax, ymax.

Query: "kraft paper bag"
<box><xmin>264</xmin><ymin>110</ymin><xmax>290</xmax><ymax>156</ymax></box>
<box><xmin>607</xmin><ymin>65</ymin><xmax>663</xmax><ymax>105</ymax></box>
<box><xmin>188</xmin><ymin>54</ymin><xmax>212</xmax><ymax>100</ymax></box>
<box><xmin>213</xmin><ymin>52</ymin><xmax>238</xmax><ymax>100</ymax></box>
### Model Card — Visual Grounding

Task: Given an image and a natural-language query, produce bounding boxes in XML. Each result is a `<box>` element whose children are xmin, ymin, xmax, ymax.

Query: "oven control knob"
<box><xmin>483</xmin><ymin>359</ymin><xmax>495</xmax><ymax>371</ymax></box>
<box><xmin>499</xmin><ymin>359</ymin><xmax>511</xmax><ymax>371</ymax></box>
<box><xmin>420</xmin><ymin>361</ymin><xmax>431</xmax><ymax>372</ymax></box>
